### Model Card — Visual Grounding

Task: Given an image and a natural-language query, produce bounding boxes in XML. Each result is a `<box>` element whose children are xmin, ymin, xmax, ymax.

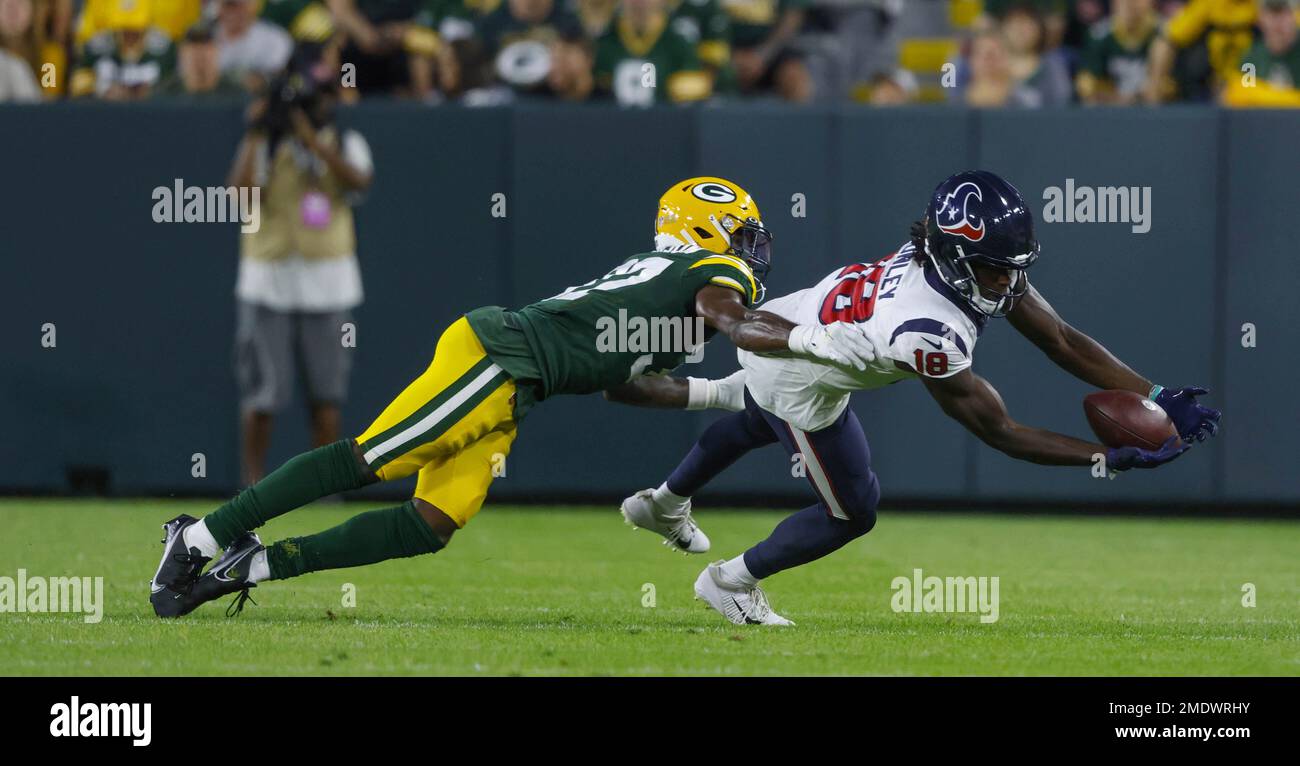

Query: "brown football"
<box><xmin>1083</xmin><ymin>390</ymin><xmax>1180</xmax><ymax>450</ymax></box>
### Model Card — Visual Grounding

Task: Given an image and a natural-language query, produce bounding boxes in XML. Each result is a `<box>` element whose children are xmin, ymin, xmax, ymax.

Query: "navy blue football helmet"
<box><xmin>923</xmin><ymin>170</ymin><xmax>1040</xmax><ymax>318</ymax></box>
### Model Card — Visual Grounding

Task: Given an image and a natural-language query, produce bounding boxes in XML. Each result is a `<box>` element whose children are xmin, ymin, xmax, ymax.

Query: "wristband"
<box><xmin>686</xmin><ymin>377</ymin><xmax>714</xmax><ymax>410</ymax></box>
<box><xmin>787</xmin><ymin>325</ymin><xmax>813</xmax><ymax>355</ymax></box>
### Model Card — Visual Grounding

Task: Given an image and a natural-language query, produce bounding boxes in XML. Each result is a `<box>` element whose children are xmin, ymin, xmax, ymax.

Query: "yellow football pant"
<box><xmin>354</xmin><ymin>317</ymin><xmax>517</xmax><ymax>527</ymax></box>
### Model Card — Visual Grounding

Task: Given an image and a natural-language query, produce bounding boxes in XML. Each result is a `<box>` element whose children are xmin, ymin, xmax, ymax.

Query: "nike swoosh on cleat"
<box><xmin>150</xmin><ymin>532</ymin><xmax>183</xmax><ymax>594</ymax></box>
<box><xmin>216</xmin><ymin>548</ymin><xmax>258</xmax><ymax>581</ymax></box>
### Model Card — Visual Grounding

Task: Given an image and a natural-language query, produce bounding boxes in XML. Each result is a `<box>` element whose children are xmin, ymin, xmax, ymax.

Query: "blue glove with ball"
<box><xmin>1151</xmin><ymin>385</ymin><xmax>1221</xmax><ymax>443</ymax></box>
<box><xmin>1107</xmin><ymin>436</ymin><xmax>1191</xmax><ymax>472</ymax></box>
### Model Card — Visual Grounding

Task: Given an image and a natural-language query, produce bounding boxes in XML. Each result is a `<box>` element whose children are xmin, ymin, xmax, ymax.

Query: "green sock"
<box><xmin>205</xmin><ymin>440</ymin><xmax>369</xmax><ymax>548</ymax></box>
<box><xmin>265</xmin><ymin>501</ymin><xmax>445</xmax><ymax>580</ymax></box>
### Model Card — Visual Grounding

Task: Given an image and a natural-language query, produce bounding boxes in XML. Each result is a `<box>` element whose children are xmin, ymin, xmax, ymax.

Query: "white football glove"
<box><xmin>787</xmin><ymin>323</ymin><xmax>876</xmax><ymax>371</ymax></box>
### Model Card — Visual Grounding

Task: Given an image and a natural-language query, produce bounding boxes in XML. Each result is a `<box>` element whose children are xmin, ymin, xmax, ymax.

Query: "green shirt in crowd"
<box><xmin>1079</xmin><ymin>16</ymin><xmax>1159</xmax><ymax>99</ymax></box>
<box><xmin>594</xmin><ymin>14</ymin><xmax>711</xmax><ymax>105</ymax></box>
<box><xmin>1239</xmin><ymin>37</ymin><xmax>1300</xmax><ymax>90</ymax></box>
<box><xmin>77</xmin><ymin>29</ymin><xmax>175</xmax><ymax>97</ymax></box>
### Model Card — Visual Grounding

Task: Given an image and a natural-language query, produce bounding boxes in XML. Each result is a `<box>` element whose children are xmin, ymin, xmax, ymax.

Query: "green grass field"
<box><xmin>0</xmin><ymin>499</ymin><xmax>1296</xmax><ymax>676</ymax></box>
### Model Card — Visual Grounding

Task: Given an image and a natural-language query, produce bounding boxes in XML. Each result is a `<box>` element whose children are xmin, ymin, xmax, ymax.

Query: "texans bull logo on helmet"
<box><xmin>936</xmin><ymin>181</ymin><xmax>985</xmax><ymax>242</ymax></box>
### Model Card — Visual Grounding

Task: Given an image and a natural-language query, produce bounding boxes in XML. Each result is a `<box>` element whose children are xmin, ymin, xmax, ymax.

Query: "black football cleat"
<box><xmin>186</xmin><ymin>533</ymin><xmax>265</xmax><ymax>618</ymax></box>
<box><xmin>150</xmin><ymin>515</ymin><xmax>211</xmax><ymax>618</ymax></box>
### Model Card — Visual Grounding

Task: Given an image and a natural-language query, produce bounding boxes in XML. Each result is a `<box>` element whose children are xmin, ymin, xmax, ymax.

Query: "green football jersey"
<box><xmin>78</xmin><ymin>30</ymin><xmax>175</xmax><ymax>97</ymax></box>
<box><xmin>594</xmin><ymin>15</ymin><xmax>709</xmax><ymax>105</ymax></box>
<box><xmin>1240</xmin><ymin>38</ymin><xmax>1300</xmax><ymax>90</ymax></box>
<box><xmin>669</xmin><ymin>0</ymin><xmax>737</xmax><ymax>93</ymax></box>
<box><xmin>1080</xmin><ymin>17</ymin><xmax>1159</xmax><ymax>99</ymax></box>
<box><xmin>466</xmin><ymin>250</ymin><xmax>759</xmax><ymax>412</ymax></box>
<box><xmin>670</xmin><ymin>0</ymin><xmax>731</xmax><ymax>64</ymax></box>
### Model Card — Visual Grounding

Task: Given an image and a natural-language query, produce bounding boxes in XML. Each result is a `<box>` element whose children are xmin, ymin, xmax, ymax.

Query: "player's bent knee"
<box><xmin>839</xmin><ymin>472</ymin><xmax>880</xmax><ymax>532</ymax></box>
<box><xmin>347</xmin><ymin>438</ymin><xmax>380</xmax><ymax>485</ymax></box>
<box><xmin>411</xmin><ymin>498</ymin><xmax>458</xmax><ymax>546</ymax></box>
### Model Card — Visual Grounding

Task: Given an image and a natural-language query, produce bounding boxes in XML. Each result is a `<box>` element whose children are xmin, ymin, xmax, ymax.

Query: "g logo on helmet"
<box><xmin>936</xmin><ymin>181</ymin><xmax>986</xmax><ymax>242</ymax></box>
<box><xmin>691</xmin><ymin>182</ymin><xmax>737</xmax><ymax>204</ymax></box>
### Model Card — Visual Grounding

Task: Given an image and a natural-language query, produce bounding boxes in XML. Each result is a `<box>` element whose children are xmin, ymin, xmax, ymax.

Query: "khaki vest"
<box><xmin>241</xmin><ymin>128</ymin><xmax>356</xmax><ymax>262</ymax></box>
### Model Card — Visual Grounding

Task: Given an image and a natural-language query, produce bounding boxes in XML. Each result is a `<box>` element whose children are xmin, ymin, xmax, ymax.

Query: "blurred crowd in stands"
<box><xmin>0</xmin><ymin>0</ymin><xmax>1296</xmax><ymax>106</ymax></box>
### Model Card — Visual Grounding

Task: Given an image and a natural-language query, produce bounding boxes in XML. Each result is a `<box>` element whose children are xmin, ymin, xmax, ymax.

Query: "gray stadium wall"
<box><xmin>1</xmin><ymin>103</ymin><xmax>1295</xmax><ymax>509</ymax></box>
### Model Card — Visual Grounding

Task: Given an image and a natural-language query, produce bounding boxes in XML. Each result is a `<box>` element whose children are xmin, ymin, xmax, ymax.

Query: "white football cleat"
<box><xmin>693</xmin><ymin>561</ymin><xmax>794</xmax><ymax>626</ymax></box>
<box><xmin>619</xmin><ymin>488</ymin><xmax>710</xmax><ymax>554</ymax></box>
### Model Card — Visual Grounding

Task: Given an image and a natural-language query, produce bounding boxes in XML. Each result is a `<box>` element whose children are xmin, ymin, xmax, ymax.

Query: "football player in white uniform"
<box><xmin>611</xmin><ymin>170</ymin><xmax>1221</xmax><ymax>626</ymax></box>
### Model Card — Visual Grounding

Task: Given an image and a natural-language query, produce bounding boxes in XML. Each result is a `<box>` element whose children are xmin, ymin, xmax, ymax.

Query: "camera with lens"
<box><xmin>256</xmin><ymin>43</ymin><xmax>335</xmax><ymax>146</ymax></box>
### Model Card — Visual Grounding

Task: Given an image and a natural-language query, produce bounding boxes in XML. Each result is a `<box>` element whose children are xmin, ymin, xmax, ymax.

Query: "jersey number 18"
<box><xmin>818</xmin><ymin>260</ymin><xmax>886</xmax><ymax>324</ymax></box>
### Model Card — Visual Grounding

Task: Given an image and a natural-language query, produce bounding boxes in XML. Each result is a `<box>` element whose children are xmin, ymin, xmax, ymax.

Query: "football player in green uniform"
<box><xmin>149</xmin><ymin>176</ymin><xmax>877</xmax><ymax>618</ymax></box>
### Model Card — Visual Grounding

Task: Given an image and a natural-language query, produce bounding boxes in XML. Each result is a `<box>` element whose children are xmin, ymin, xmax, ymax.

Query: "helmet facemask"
<box><xmin>724</xmin><ymin>216</ymin><xmax>771</xmax><ymax>303</ymax></box>
<box><xmin>726</xmin><ymin>217</ymin><xmax>772</xmax><ymax>279</ymax></box>
<box><xmin>926</xmin><ymin>238</ymin><xmax>1033</xmax><ymax>319</ymax></box>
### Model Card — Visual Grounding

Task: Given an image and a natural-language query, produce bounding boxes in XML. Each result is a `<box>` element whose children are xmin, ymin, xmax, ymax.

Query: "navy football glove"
<box><xmin>1153</xmin><ymin>385</ymin><xmax>1222</xmax><ymax>443</ymax></box>
<box><xmin>1106</xmin><ymin>436</ymin><xmax>1190</xmax><ymax>472</ymax></box>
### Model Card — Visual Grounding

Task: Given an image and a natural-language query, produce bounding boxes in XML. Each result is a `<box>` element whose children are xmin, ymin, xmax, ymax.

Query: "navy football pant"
<box><xmin>666</xmin><ymin>390</ymin><xmax>880</xmax><ymax>579</ymax></box>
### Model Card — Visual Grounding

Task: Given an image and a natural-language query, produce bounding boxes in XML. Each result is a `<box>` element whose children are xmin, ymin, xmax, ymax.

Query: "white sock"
<box><xmin>651</xmin><ymin>482</ymin><xmax>690</xmax><ymax>513</ymax></box>
<box><xmin>718</xmin><ymin>555</ymin><xmax>758</xmax><ymax>588</ymax></box>
<box><xmin>248</xmin><ymin>550</ymin><xmax>271</xmax><ymax>584</ymax></box>
<box><xmin>182</xmin><ymin>519</ymin><xmax>220</xmax><ymax>558</ymax></box>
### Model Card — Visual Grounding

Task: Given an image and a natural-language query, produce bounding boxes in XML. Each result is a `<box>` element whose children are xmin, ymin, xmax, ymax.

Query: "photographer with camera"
<box><xmin>226</xmin><ymin>39</ymin><xmax>374</xmax><ymax>486</ymax></box>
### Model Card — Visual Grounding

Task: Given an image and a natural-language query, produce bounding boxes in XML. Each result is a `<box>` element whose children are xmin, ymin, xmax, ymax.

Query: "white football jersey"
<box><xmin>738</xmin><ymin>242</ymin><xmax>985</xmax><ymax>432</ymax></box>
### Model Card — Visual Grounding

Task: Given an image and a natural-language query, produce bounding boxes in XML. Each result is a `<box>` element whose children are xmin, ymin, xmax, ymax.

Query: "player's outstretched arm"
<box><xmin>604</xmin><ymin>370</ymin><xmax>747</xmax><ymax>411</ymax></box>
<box><xmin>694</xmin><ymin>285</ymin><xmax>875</xmax><ymax>370</ymax></box>
<box><xmin>1008</xmin><ymin>284</ymin><xmax>1152</xmax><ymax>395</ymax></box>
<box><xmin>695</xmin><ymin>284</ymin><xmax>799</xmax><ymax>352</ymax></box>
<box><xmin>1008</xmin><ymin>284</ymin><xmax>1221</xmax><ymax>442</ymax></box>
<box><xmin>919</xmin><ymin>368</ymin><xmax>1181</xmax><ymax>470</ymax></box>
<box><xmin>604</xmin><ymin>375</ymin><xmax>688</xmax><ymax>408</ymax></box>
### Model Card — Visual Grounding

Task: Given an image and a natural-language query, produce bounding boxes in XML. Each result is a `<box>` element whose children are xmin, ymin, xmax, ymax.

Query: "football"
<box><xmin>1083</xmin><ymin>390</ymin><xmax>1180</xmax><ymax>450</ymax></box>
